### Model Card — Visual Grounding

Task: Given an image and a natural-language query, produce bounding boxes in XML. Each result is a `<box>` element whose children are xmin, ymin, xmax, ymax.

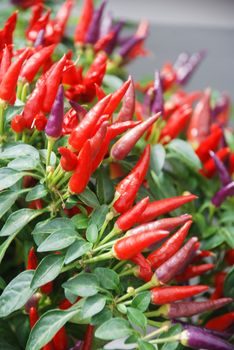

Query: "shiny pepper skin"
<box><xmin>11</xmin><ymin>114</ymin><xmax>27</xmax><ymax>133</ymax></box>
<box><xmin>58</xmin><ymin>147</ymin><xmax>78</xmax><ymax>172</ymax></box>
<box><xmin>206</xmin><ymin>312</ymin><xmax>234</xmax><ymax>332</ymax></box>
<box><xmin>27</xmin><ymin>247</ymin><xmax>38</xmax><ymax>270</ymax></box>
<box><xmin>131</xmin><ymin>253</ymin><xmax>153</xmax><ymax>282</ymax></box>
<box><xmin>29</xmin><ymin>306</ymin><xmax>39</xmax><ymax>329</ymax></box>
<box><xmin>113</xmin><ymin>145</ymin><xmax>150</xmax><ymax>214</ymax></box>
<box><xmin>53</xmin><ymin>327</ymin><xmax>68</xmax><ymax>350</ymax></box>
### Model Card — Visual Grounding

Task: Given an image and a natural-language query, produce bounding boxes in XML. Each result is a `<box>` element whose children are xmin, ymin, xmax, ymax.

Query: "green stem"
<box><xmin>143</xmin><ymin>323</ymin><xmax>170</xmax><ymax>340</ymax></box>
<box><xmin>29</xmin><ymin>129</ymin><xmax>39</xmax><ymax>144</ymax></box>
<box><xmin>146</xmin><ymin>320</ymin><xmax>164</xmax><ymax>328</ymax></box>
<box><xmin>98</xmin><ymin>211</ymin><xmax>115</xmax><ymax>242</ymax></box>
<box><xmin>14</xmin><ymin>132</ymin><xmax>20</xmax><ymax>141</ymax></box>
<box><xmin>150</xmin><ymin>334</ymin><xmax>182</xmax><ymax>345</ymax></box>
<box><xmin>119</xmin><ymin>267</ymin><xmax>135</xmax><ymax>277</ymax></box>
<box><xmin>50</xmin><ymin>167</ymin><xmax>65</xmax><ymax>186</ymax></box>
<box><xmin>23</xmin><ymin>172</ymin><xmax>42</xmax><ymax>181</ymax></box>
<box><xmin>21</xmin><ymin>82</ymin><xmax>29</xmax><ymax>103</ymax></box>
<box><xmin>46</xmin><ymin>137</ymin><xmax>55</xmax><ymax>169</ymax></box>
<box><xmin>113</xmin><ymin>259</ymin><xmax>126</xmax><ymax>271</ymax></box>
<box><xmin>22</xmin><ymin>131</ymin><xmax>28</xmax><ymax>143</ymax></box>
<box><xmin>100</xmin><ymin>225</ymin><xmax>121</xmax><ymax>245</ymax></box>
<box><xmin>92</xmin><ymin>240</ymin><xmax>116</xmax><ymax>253</ymax></box>
<box><xmin>17</xmin><ymin>81</ymin><xmax>23</xmax><ymax>100</ymax></box>
<box><xmin>117</xmin><ymin>276</ymin><xmax>158</xmax><ymax>303</ymax></box>
<box><xmin>56</xmin><ymin>172</ymin><xmax>71</xmax><ymax>189</ymax></box>
<box><xmin>0</xmin><ymin>101</ymin><xmax>6</xmax><ymax>137</ymax></box>
<box><xmin>83</xmin><ymin>251</ymin><xmax>113</xmax><ymax>264</ymax></box>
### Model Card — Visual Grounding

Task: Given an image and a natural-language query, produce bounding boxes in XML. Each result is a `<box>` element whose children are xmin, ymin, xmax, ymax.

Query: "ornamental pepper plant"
<box><xmin>0</xmin><ymin>1</ymin><xmax>233</xmax><ymax>350</ymax></box>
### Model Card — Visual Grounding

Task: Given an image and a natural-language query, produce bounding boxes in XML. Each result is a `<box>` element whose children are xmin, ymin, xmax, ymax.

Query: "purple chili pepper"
<box><xmin>119</xmin><ymin>35</ymin><xmax>144</xmax><ymax>59</ymax></box>
<box><xmin>25</xmin><ymin>293</ymin><xmax>41</xmax><ymax>313</ymax></box>
<box><xmin>155</xmin><ymin>237</ymin><xmax>198</xmax><ymax>284</ymax></box>
<box><xmin>172</xmin><ymin>320</ymin><xmax>232</xmax><ymax>340</ymax></box>
<box><xmin>151</xmin><ymin>70</ymin><xmax>164</xmax><ymax>115</ymax></box>
<box><xmin>34</xmin><ymin>29</ymin><xmax>45</xmax><ymax>48</ymax></box>
<box><xmin>212</xmin><ymin>181</ymin><xmax>234</xmax><ymax>207</ymax></box>
<box><xmin>176</xmin><ymin>50</ymin><xmax>206</xmax><ymax>85</ymax></box>
<box><xmin>116</xmin><ymin>76</ymin><xmax>135</xmax><ymax>122</ymax></box>
<box><xmin>69</xmin><ymin>100</ymin><xmax>87</xmax><ymax>121</ymax></box>
<box><xmin>174</xmin><ymin>52</ymin><xmax>190</xmax><ymax>69</ymax></box>
<box><xmin>117</xmin><ymin>35</ymin><xmax>133</xmax><ymax>46</ymax></box>
<box><xmin>181</xmin><ymin>325</ymin><xmax>234</xmax><ymax>350</ymax></box>
<box><xmin>209</xmin><ymin>150</ymin><xmax>231</xmax><ymax>186</ymax></box>
<box><xmin>68</xmin><ymin>340</ymin><xmax>83</xmax><ymax>350</ymax></box>
<box><xmin>142</xmin><ymin>87</ymin><xmax>154</xmax><ymax>118</ymax></box>
<box><xmin>99</xmin><ymin>11</ymin><xmax>113</xmax><ymax>38</ymax></box>
<box><xmin>166</xmin><ymin>298</ymin><xmax>232</xmax><ymax>318</ymax></box>
<box><xmin>105</xmin><ymin>21</ymin><xmax>124</xmax><ymax>55</ymax></box>
<box><xmin>45</xmin><ymin>85</ymin><xmax>64</xmax><ymax>139</ymax></box>
<box><xmin>86</xmin><ymin>0</ymin><xmax>107</xmax><ymax>44</ymax></box>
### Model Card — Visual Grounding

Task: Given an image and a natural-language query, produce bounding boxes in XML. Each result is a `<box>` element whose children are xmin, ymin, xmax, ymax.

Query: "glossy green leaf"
<box><xmin>26</xmin><ymin>306</ymin><xmax>80</xmax><ymax>350</ymax></box>
<box><xmin>0</xmin><ymin>144</ymin><xmax>39</xmax><ymax>160</ymax></box>
<box><xmin>31</xmin><ymin>254</ymin><xmax>64</xmax><ymax>289</ymax></box>
<box><xmin>96</xmin><ymin>166</ymin><xmax>115</xmax><ymax>204</ymax></box>
<box><xmin>95</xmin><ymin>318</ymin><xmax>132</xmax><ymax>340</ymax></box>
<box><xmin>167</xmin><ymin>139</ymin><xmax>201</xmax><ymax>170</ymax></box>
<box><xmin>26</xmin><ymin>185</ymin><xmax>47</xmax><ymax>202</ymax></box>
<box><xmin>151</xmin><ymin>144</ymin><xmax>166</xmax><ymax>174</ymax></box>
<box><xmin>86</xmin><ymin>223</ymin><xmax>98</xmax><ymax>243</ymax></box>
<box><xmin>224</xmin><ymin>267</ymin><xmax>234</xmax><ymax>299</ymax></box>
<box><xmin>0</xmin><ymin>209</ymin><xmax>44</xmax><ymax>237</ymax></box>
<box><xmin>0</xmin><ymin>168</ymin><xmax>24</xmax><ymax>191</ymax></box>
<box><xmin>71</xmin><ymin>214</ymin><xmax>88</xmax><ymax>230</ymax></box>
<box><xmin>89</xmin><ymin>205</ymin><xmax>109</xmax><ymax>230</ymax></box>
<box><xmin>127</xmin><ymin>307</ymin><xmax>147</xmax><ymax>331</ymax></box>
<box><xmin>91</xmin><ymin>307</ymin><xmax>112</xmax><ymax>326</ymax></box>
<box><xmin>0</xmin><ymin>190</ymin><xmax>20</xmax><ymax>219</ymax></box>
<box><xmin>94</xmin><ymin>267</ymin><xmax>120</xmax><ymax>290</ymax></box>
<box><xmin>0</xmin><ymin>271</ymin><xmax>35</xmax><ymax>317</ymax></box>
<box><xmin>37</xmin><ymin>228</ymin><xmax>78</xmax><ymax>252</ymax></box>
<box><xmin>8</xmin><ymin>156</ymin><xmax>39</xmax><ymax>171</ymax></box>
<box><xmin>64</xmin><ymin>240</ymin><xmax>92</xmax><ymax>265</ymax></box>
<box><xmin>138</xmin><ymin>340</ymin><xmax>156</xmax><ymax>350</ymax></box>
<box><xmin>132</xmin><ymin>292</ymin><xmax>151</xmax><ymax>312</ymax></box>
<box><xmin>62</xmin><ymin>273</ymin><xmax>99</xmax><ymax>297</ymax></box>
<box><xmin>77</xmin><ymin>187</ymin><xmax>100</xmax><ymax>208</ymax></box>
<box><xmin>80</xmin><ymin>294</ymin><xmax>106</xmax><ymax>319</ymax></box>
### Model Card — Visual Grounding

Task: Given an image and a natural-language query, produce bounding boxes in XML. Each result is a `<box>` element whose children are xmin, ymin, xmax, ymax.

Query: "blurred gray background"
<box><xmin>105</xmin><ymin>0</ymin><xmax>234</xmax><ymax>100</ymax></box>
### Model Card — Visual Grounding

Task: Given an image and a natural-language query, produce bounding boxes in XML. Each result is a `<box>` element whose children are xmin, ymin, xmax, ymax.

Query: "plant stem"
<box><xmin>117</xmin><ymin>277</ymin><xmax>158</xmax><ymax>303</ymax></box>
<box><xmin>113</xmin><ymin>260</ymin><xmax>126</xmax><ymax>271</ymax></box>
<box><xmin>150</xmin><ymin>334</ymin><xmax>182</xmax><ymax>345</ymax></box>
<box><xmin>21</xmin><ymin>83</ymin><xmax>29</xmax><ymax>103</ymax></box>
<box><xmin>119</xmin><ymin>268</ymin><xmax>135</xmax><ymax>277</ymax></box>
<box><xmin>98</xmin><ymin>211</ymin><xmax>115</xmax><ymax>242</ymax></box>
<box><xmin>100</xmin><ymin>225</ymin><xmax>120</xmax><ymax>245</ymax></box>
<box><xmin>29</xmin><ymin>129</ymin><xmax>39</xmax><ymax>144</ymax></box>
<box><xmin>92</xmin><ymin>240</ymin><xmax>115</xmax><ymax>253</ymax></box>
<box><xmin>83</xmin><ymin>251</ymin><xmax>113</xmax><ymax>264</ymax></box>
<box><xmin>0</xmin><ymin>101</ymin><xmax>6</xmax><ymax>141</ymax></box>
<box><xmin>46</xmin><ymin>137</ymin><xmax>55</xmax><ymax>169</ymax></box>
<box><xmin>143</xmin><ymin>323</ymin><xmax>170</xmax><ymax>340</ymax></box>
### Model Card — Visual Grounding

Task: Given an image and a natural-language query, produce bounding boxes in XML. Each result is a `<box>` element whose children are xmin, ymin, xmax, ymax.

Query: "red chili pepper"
<box><xmin>110</xmin><ymin>162</ymin><xmax>125</xmax><ymax>179</ymax></box>
<box><xmin>155</xmin><ymin>237</ymin><xmax>198</xmax><ymax>284</ymax></box>
<box><xmin>74</xmin><ymin>0</ymin><xmax>94</xmax><ymax>44</ymax></box>
<box><xmin>42</xmin><ymin>343</ymin><xmax>55</xmax><ymax>350</ymax></box>
<box><xmin>28</xmin><ymin>199</ymin><xmax>44</xmax><ymax>210</ymax></box>
<box><xmin>115</xmin><ymin>197</ymin><xmax>149</xmax><ymax>232</ymax></box>
<box><xmin>41</xmin><ymin>282</ymin><xmax>53</xmax><ymax>295</ymax></box>
<box><xmin>2</xmin><ymin>12</ymin><xmax>17</xmax><ymax>49</ymax></box>
<box><xmin>83</xmin><ymin>52</ymin><xmax>107</xmax><ymax>87</ymax></box>
<box><xmin>225</xmin><ymin>249</ymin><xmax>234</xmax><ymax>265</ymax></box>
<box><xmin>159</xmin><ymin>104</ymin><xmax>192</xmax><ymax>144</ymax></box>
<box><xmin>58</xmin><ymin>147</ymin><xmax>78</xmax><ymax>172</ymax></box>
<box><xmin>23</xmin><ymin>76</ymin><xmax>46</xmax><ymax>129</ymax></box>
<box><xmin>116</xmin><ymin>77</ymin><xmax>135</xmax><ymax>123</ymax></box>
<box><xmin>113</xmin><ymin>145</ymin><xmax>150</xmax><ymax>214</ymax></box>
<box><xmin>33</xmin><ymin>112</ymin><xmax>47</xmax><ymax>131</ymax></box>
<box><xmin>27</xmin><ymin>247</ymin><xmax>38</xmax><ymax>270</ymax></box>
<box><xmin>148</xmin><ymin>220</ymin><xmax>192</xmax><ymax>269</ymax></box>
<box><xmin>62</xmin><ymin>108</ymin><xmax>79</xmax><ymax>135</ymax></box>
<box><xmin>195</xmin><ymin>127</ymin><xmax>222</xmax><ymax>162</ymax></box>
<box><xmin>211</xmin><ymin>272</ymin><xmax>227</xmax><ymax>300</ymax></box>
<box><xmin>111</xmin><ymin>113</ymin><xmax>160</xmax><ymax>160</ymax></box>
<box><xmin>104</xmin><ymin>78</ymin><xmax>131</xmax><ymax>116</ymax></box>
<box><xmin>95</xmin><ymin>83</ymin><xmax>106</xmax><ymax>101</ymax></box>
<box><xmin>26</xmin><ymin>4</ymin><xmax>43</xmax><ymax>39</ymax></box>
<box><xmin>200</xmin><ymin>147</ymin><xmax>230</xmax><ymax>178</ymax></box>
<box><xmin>0</xmin><ymin>48</ymin><xmax>30</xmax><ymax>104</ymax></box>
<box><xmin>94</xmin><ymin>31</ymin><xmax>115</xmax><ymax>53</ymax></box>
<box><xmin>151</xmin><ymin>285</ymin><xmax>208</xmax><ymax>305</ymax></box>
<box><xmin>20</xmin><ymin>45</ymin><xmax>56</xmax><ymax>83</ymax></box>
<box><xmin>42</xmin><ymin>55</ymin><xmax>66</xmax><ymax>113</ymax></box>
<box><xmin>175</xmin><ymin>263</ymin><xmax>214</xmax><ymax>282</ymax></box>
<box><xmin>53</xmin><ymin>327</ymin><xmax>68</xmax><ymax>350</ymax></box>
<box><xmin>82</xmin><ymin>325</ymin><xmax>94</xmax><ymax>350</ymax></box>
<box><xmin>63</xmin><ymin>60</ymin><xmax>82</xmax><ymax>86</ymax></box>
<box><xmin>131</xmin><ymin>253</ymin><xmax>153</xmax><ymax>281</ymax></box>
<box><xmin>187</xmin><ymin>88</ymin><xmax>211</xmax><ymax>145</ymax></box>
<box><xmin>192</xmin><ymin>249</ymin><xmax>214</xmax><ymax>262</ymax></box>
<box><xmin>29</xmin><ymin>306</ymin><xmax>39</xmax><ymax>329</ymax></box>
<box><xmin>91</xmin><ymin>114</ymin><xmax>109</xmax><ymax>136</ymax></box>
<box><xmin>158</xmin><ymin>298</ymin><xmax>232</xmax><ymax>319</ymax></box>
<box><xmin>229</xmin><ymin>153</ymin><xmax>234</xmax><ymax>175</ymax></box>
<box><xmin>69</xmin><ymin>140</ymin><xmax>92</xmax><ymax>194</ymax></box>
<box><xmin>137</xmin><ymin>194</ymin><xmax>197</xmax><ymax>224</ymax></box>
<box><xmin>0</xmin><ymin>45</ymin><xmax>12</xmax><ymax>83</ymax></box>
<box><xmin>160</xmin><ymin>62</ymin><xmax>177</xmax><ymax>91</ymax></box>
<box><xmin>28</xmin><ymin>10</ymin><xmax>51</xmax><ymax>43</ymax></box>
<box><xmin>11</xmin><ymin>114</ymin><xmax>27</xmax><ymax>133</ymax></box>
<box><xmin>113</xmin><ymin>230</ymin><xmax>169</xmax><ymax>260</ymax></box>
<box><xmin>59</xmin><ymin>299</ymin><xmax>73</xmax><ymax>310</ymax></box>
<box><xmin>127</xmin><ymin>214</ymin><xmax>192</xmax><ymax>236</ymax></box>
<box><xmin>90</xmin><ymin>121</ymin><xmax>108</xmax><ymax>161</ymax></box>
<box><xmin>55</xmin><ymin>0</ymin><xmax>74</xmax><ymax>35</ymax></box>
<box><xmin>69</xmin><ymin>94</ymin><xmax>111</xmax><ymax>151</ymax></box>
<box><xmin>206</xmin><ymin>312</ymin><xmax>234</xmax><ymax>332</ymax></box>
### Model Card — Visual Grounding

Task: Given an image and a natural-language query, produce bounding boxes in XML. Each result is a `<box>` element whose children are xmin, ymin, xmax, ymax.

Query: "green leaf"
<box><xmin>64</xmin><ymin>240</ymin><xmax>92</xmax><ymax>265</ymax></box>
<box><xmin>94</xmin><ymin>267</ymin><xmax>120</xmax><ymax>290</ymax></box>
<box><xmin>0</xmin><ymin>190</ymin><xmax>20</xmax><ymax>219</ymax></box>
<box><xmin>77</xmin><ymin>187</ymin><xmax>100</xmax><ymax>208</ymax></box>
<box><xmin>0</xmin><ymin>271</ymin><xmax>35</xmax><ymax>317</ymax></box>
<box><xmin>86</xmin><ymin>223</ymin><xmax>98</xmax><ymax>243</ymax></box>
<box><xmin>127</xmin><ymin>307</ymin><xmax>147</xmax><ymax>331</ymax></box>
<box><xmin>167</xmin><ymin>139</ymin><xmax>201</xmax><ymax>170</ymax></box>
<box><xmin>5</xmin><ymin>105</ymin><xmax>24</xmax><ymax>123</ymax></box>
<box><xmin>103</xmin><ymin>74</ymin><xmax>123</xmax><ymax>90</ymax></box>
<box><xmin>151</xmin><ymin>144</ymin><xmax>166</xmax><ymax>174</ymax></box>
<box><xmin>138</xmin><ymin>340</ymin><xmax>156</xmax><ymax>350</ymax></box>
<box><xmin>0</xmin><ymin>168</ymin><xmax>24</xmax><ymax>191</ymax></box>
<box><xmin>132</xmin><ymin>292</ymin><xmax>151</xmax><ymax>312</ymax></box>
<box><xmin>0</xmin><ymin>277</ymin><xmax>6</xmax><ymax>290</ymax></box>
<box><xmin>221</xmin><ymin>227</ymin><xmax>234</xmax><ymax>248</ymax></box>
<box><xmin>0</xmin><ymin>209</ymin><xmax>43</xmax><ymax>237</ymax></box>
<box><xmin>37</xmin><ymin>228</ymin><xmax>78</xmax><ymax>252</ymax></box>
<box><xmin>89</xmin><ymin>205</ymin><xmax>109</xmax><ymax>230</ymax></box>
<box><xmin>201</xmin><ymin>234</ymin><xmax>225</xmax><ymax>250</ymax></box>
<box><xmin>95</xmin><ymin>318</ymin><xmax>132</xmax><ymax>340</ymax></box>
<box><xmin>31</xmin><ymin>254</ymin><xmax>64</xmax><ymax>289</ymax></box>
<box><xmin>39</xmin><ymin>149</ymin><xmax>56</xmax><ymax>166</ymax></box>
<box><xmin>96</xmin><ymin>166</ymin><xmax>115</xmax><ymax>204</ymax></box>
<box><xmin>26</xmin><ymin>185</ymin><xmax>47</xmax><ymax>202</ymax></box>
<box><xmin>224</xmin><ymin>267</ymin><xmax>234</xmax><ymax>299</ymax></box>
<box><xmin>63</xmin><ymin>273</ymin><xmax>99</xmax><ymax>297</ymax></box>
<box><xmin>160</xmin><ymin>324</ymin><xmax>182</xmax><ymax>350</ymax></box>
<box><xmin>8</xmin><ymin>156</ymin><xmax>39</xmax><ymax>171</ymax></box>
<box><xmin>80</xmin><ymin>294</ymin><xmax>106</xmax><ymax>319</ymax></box>
<box><xmin>71</xmin><ymin>214</ymin><xmax>88</xmax><ymax>230</ymax></box>
<box><xmin>26</xmin><ymin>306</ymin><xmax>80</xmax><ymax>350</ymax></box>
<box><xmin>91</xmin><ymin>307</ymin><xmax>112</xmax><ymax>326</ymax></box>
<box><xmin>0</xmin><ymin>144</ymin><xmax>39</xmax><ymax>160</ymax></box>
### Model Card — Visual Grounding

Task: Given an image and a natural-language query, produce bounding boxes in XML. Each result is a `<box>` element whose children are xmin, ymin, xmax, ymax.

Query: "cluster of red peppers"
<box><xmin>0</xmin><ymin>1</ymin><xmax>233</xmax><ymax>350</ymax></box>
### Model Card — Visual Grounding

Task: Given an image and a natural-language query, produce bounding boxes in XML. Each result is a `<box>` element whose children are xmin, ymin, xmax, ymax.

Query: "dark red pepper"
<box><xmin>11</xmin><ymin>114</ymin><xmax>27</xmax><ymax>133</ymax></box>
<box><xmin>58</xmin><ymin>147</ymin><xmax>78</xmax><ymax>172</ymax></box>
<box><xmin>82</xmin><ymin>325</ymin><xmax>94</xmax><ymax>350</ymax></box>
<box><xmin>74</xmin><ymin>0</ymin><xmax>94</xmax><ymax>44</ymax></box>
<box><xmin>175</xmin><ymin>263</ymin><xmax>214</xmax><ymax>282</ymax></box>
<box><xmin>131</xmin><ymin>253</ymin><xmax>153</xmax><ymax>282</ymax></box>
<box><xmin>206</xmin><ymin>312</ymin><xmax>234</xmax><ymax>332</ymax></box>
<box><xmin>53</xmin><ymin>327</ymin><xmax>68</xmax><ymax>350</ymax></box>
